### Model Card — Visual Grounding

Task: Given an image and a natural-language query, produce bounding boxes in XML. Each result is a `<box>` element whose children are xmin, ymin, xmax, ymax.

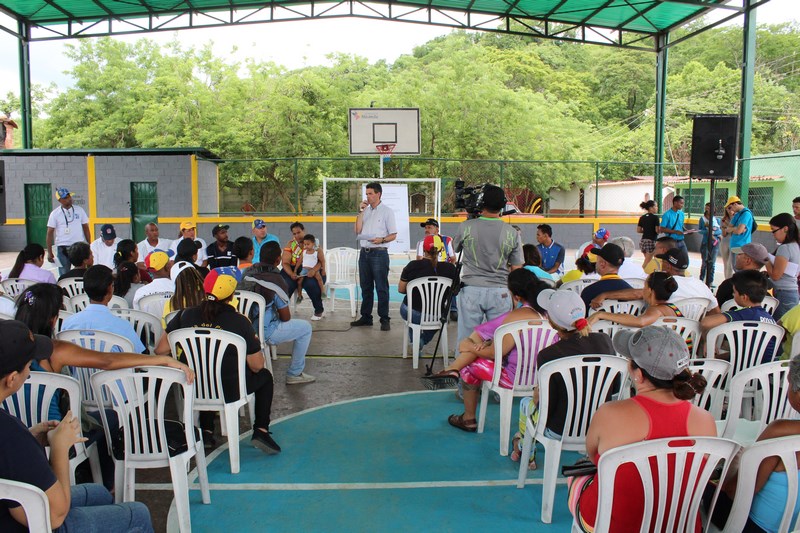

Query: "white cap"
<box><xmin>170</xmin><ymin>261</ymin><xmax>195</xmax><ymax>282</ymax></box>
<box><xmin>536</xmin><ymin>289</ymin><xmax>586</xmax><ymax>330</ymax></box>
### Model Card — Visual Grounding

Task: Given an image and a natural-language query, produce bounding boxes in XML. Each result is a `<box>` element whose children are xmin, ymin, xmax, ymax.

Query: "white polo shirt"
<box><xmin>90</xmin><ymin>237</ymin><xmax>122</xmax><ymax>269</ymax></box>
<box><xmin>138</xmin><ymin>238</ymin><xmax>173</xmax><ymax>259</ymax></box>
<box><xmin>47</xmin><ymin>205</ymin><xmax>89</xmax><ymax>247</ymax></box>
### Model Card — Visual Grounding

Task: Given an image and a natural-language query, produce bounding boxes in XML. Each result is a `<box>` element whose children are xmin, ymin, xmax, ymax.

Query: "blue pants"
<box><xmin>56</xmin><ymin>245</ymin><xmax>71</xmax><ymax>276</ymax></box>
<box><xmin>699</xmin><ymin>241</ymin><xmax>719</xmax><ymax>286</ymax></box>
<box><xmin>281</xmin><ymin>270</ymin><xmax>325</xmax><ymax>315</ymax></box>
<box><xmin>773</xmin><ymin>288</ymin><xmax>799</xmax><ymax>321</ymax></box>
<box><xmin>57</xmin><ymin>483</ymin><xmax>153</xmax><ymax>532</ymax></box>
<box><xmin>399</xmin><ymin>302</ymin><xmax>438</xmax><ymax>347</ymax></box>
<box><xmin>264</xmin><ymin>318</ymin><xmax>312</xmax><ymax>377</ymax></box>
<box><xmin>358</xmin><ymin>248</ymin><xmax>390</xmax><ymax>324</ymax></box>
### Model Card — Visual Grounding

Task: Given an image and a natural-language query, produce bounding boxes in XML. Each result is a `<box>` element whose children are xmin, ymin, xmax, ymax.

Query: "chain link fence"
<box><xmin>209</xmin><ymin>153</ymin><xmax>799</xmax><ymax>219</ymax></box>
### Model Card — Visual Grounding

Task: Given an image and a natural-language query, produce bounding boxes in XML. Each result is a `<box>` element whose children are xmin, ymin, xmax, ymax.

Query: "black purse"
<box><xmin>561</xmin><ymin>457</ymin><xmax>597</xmax><ymax>477</ymax></box>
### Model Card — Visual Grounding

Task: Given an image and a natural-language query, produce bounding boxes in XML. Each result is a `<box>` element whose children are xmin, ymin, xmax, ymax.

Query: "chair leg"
<box><xmin>87</xmin><ymin>443</ymin><xmax>103</xmax><ymax>484</ymax></box>
<box><xmin>224</xmin><ymin>405</ymin><xmax>241</xmax><ymax>474</ymax></box>
<box><xmin>412</xmin><ymin>327</ymin><xmax>421</xmax><ymax>370</ymax></box>
<box><xmin>498</xmin><ymin>392</ymin><xmax>512</xmax><ymax>456</ymax></box>
<box><xmin>124</xmin><ymin>466</ymin><xmax>136</xmax><ymax>502</ymax></box>
<box><xmin>541</xmin><ymin>439</ymin><xmax>563</xmax><ymax>524</ymax></box>
<box><xmin>169</xmin><ymin>457</ymin><xmax>193</xmax><ymax>533</ymax></box>
<box><xmin>349</xmin><ymin>287</ymin><xmax>356</xmax><ymax>318</ymax></box>
<box><xmin>270</xmin><ymin>343</ymin><xmax>277</xmax><ymax>361</ymax></box>
<box><xmin>477</xmin><ymin>382</ymin><xmax>490</xmax><ymax>434</ymax></box>
<box><xmin>516</xmin><ymin>417</ymin><xmax>536</xmax><ymax>488</ymax></box>
<box><xmin>441</xmin><ymin>328</ymin><xmax>449</xmax><ymax>369</ymax></box>
<box><xmin>402</xmin><ymin>324</ymin><xmax>409</xmax><ymax>360</ymax></box>
<box><xmin>219</xmin><ymin>407</ymin><xmax>228</xmax><ymax>437</ymax></box>
<box><xmin>194</xmin><ymin>444</ymin><xmax>211</xmax><ymax>504</ymax></box>
<box><xmin>113</xmin><ymin>459</ymin><xmax>124</xmax><ymax>503</ymax></box>
<box><xmin>247</xmin><ymin>396</ymin><xmax>255</xmax><ymax>427</ymax></box>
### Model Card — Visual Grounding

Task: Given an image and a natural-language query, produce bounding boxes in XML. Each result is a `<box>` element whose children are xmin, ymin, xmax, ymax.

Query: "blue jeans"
<box><xmin>264</xmin><ymin>318</ymin><xmax>312</xmax><ymax>376</ymax></box>
<box><xmin>281</xmin><ymin>270</ymin><xmax>325</xmax><ymax>315</ymax></box>
<box><xmin>358</xmin><ymin>248</ymin><xmax>390</xmax><ymax>323</ymax></box>
<box><xmin>699</xmin><ymin>241</ymin><xmax>719</xmax><ymax>286</ymax></box>
<box><xmin>674</xmin><ymin>240</ymin><xmax>687</xmax><ymax>253</ymax></box>
<box><xmin>456</xmin><ymin>285</ymin><xmax>512</xmax><ymax>353</ymax></box>
<box><xmin>399</xmin><ymin>302</ymin><xmax>438</xmax><ymax>347</ymax></box>
<box><xmin>56</xmin><ymin>245</ymin><xmax>71</xmax><ymax>276</ymax></box>
<box><xmin>57</xmin><ymin>483</ymin><xmax>153</xmax><ymax>533</ymax></box>
<box><xmin>773</xmin><ymin>288</ymin><xmax>799</xmax><ymax>321</ymax></box>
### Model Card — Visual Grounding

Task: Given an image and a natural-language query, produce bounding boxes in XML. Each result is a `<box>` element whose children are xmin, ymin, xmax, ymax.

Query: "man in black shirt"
<box><xmin>206</xmin><ymin>224</ymin><xmax>237</xmax><ymax>269</ymax></box>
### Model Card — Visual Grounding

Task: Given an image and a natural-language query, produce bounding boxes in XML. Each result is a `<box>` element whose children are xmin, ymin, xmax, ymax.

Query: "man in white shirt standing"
<box><xmin>89</xmin><ymin>224</ymin><xmax>122</xmax><ymax>269</ymax></box>
<box><xmin>46</xmin><ymin>187</ymin><xmax>91</xmax><ymax>276</ymax></box>
<box><xmin>169</xmin><ymin>221</ymin><xmax>208</xmax><ymax>267</ymax></box>
<box><xmin>137</xmin><ymin>223</ymin><xmax>172</xmax><ymax>260</ymax></box>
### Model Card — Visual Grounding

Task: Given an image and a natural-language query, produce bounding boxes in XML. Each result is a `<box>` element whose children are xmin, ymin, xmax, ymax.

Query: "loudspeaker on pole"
<box><xmin>690</xmin><ymin>114</ymin><xmax>739</xmax><ymax>180</ymax></box>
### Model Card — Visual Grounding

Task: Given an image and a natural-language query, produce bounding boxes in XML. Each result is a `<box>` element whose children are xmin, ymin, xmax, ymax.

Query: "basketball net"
<box><xmin>376</xmin><ymin>144</ymin><xmax>396</xmax><ymax>179</ymax></box>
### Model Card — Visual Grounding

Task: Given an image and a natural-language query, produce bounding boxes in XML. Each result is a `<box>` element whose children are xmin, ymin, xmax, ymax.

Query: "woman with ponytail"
<box><xmin>422</xmin><ymin>268</ymin><xmax>547</xmax><ymax>432</ymax></box>
<box><xmin>568</xmin><ymin>325</ymin><xmax>716</xmax><ymax>532</ymax></box>
<box><xmin>586</xmin><ymin>271</ymin><xmax>683</xmax><ymax>328</ymax></box>
<box><xmin>398</xmin><ymin>235</ymin><xmax>457</xmax><ymax>351</ymax></box>
<box><xmin>113</xmin><ymin>261</ymin><xmax>144</xmax><ymax>307</ymax></box>
<box><xmin>114</xmin><ymin>239</ymin><xmax>152</xmax><ymax>283</ymax></box>
<box><xmin>8</xmin><ymin>243</ymin><xmax>56</xmax><ymax>284</ymax></box>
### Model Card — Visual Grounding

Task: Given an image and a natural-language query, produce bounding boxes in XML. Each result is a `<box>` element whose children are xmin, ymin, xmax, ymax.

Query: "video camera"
<box><xmin>454</xmin><ymin>180</ymin><xmax>516</xmax><ymax>218</ymax></box>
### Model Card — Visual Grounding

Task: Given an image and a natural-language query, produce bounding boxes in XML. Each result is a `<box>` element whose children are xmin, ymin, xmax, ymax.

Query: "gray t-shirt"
<box><xmin>452</xmin><ymin>217</ymin><xmax>523</xmax><ymax>287</ymax></box>
<box><xmin>775</xmin><ymin>241</ymin><xmax>800</xmax><ymax>291</ymax></box>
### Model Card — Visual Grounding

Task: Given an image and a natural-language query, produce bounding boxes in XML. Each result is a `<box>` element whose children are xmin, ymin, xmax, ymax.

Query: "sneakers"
<box><xmin>251</xmin><ymin>429</ymin><xmax>281</xmax><ymax>455</ymax></box>
<box><xmin>286</xmin><ymin>372</ymin><xmax>316</xmax><ymax>385</ymax></box>
<box><xmin>311</xmin><ymin>312</ymin><xmax>324</xmax><ymax>321</ymax></box>
<box><xmin>202</xmin><ymin>429</ymin><xmax>216</xmax><ymax>449</ymax></box>
<box><xmin>350</xmin><ymin>318</ymin><xmax>373</xmax><ymax>327</ymax></box>
<box><xmin>380</xmin><ymin>322</ymin><xmax>391</xmax><ymax>331</ymax></box>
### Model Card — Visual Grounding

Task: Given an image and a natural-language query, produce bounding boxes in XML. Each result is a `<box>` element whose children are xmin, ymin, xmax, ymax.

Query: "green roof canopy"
<box><xmin>0</xmin><ymin>0</ymin><xmax>759</xmax><ymax>50</ymax></box>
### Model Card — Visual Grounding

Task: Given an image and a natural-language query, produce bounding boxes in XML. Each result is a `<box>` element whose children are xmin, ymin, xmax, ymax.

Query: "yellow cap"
<box><xmin>724</xmin><ymin>196</ymin><xmax>741</xmax><ymax>208</ymax></box>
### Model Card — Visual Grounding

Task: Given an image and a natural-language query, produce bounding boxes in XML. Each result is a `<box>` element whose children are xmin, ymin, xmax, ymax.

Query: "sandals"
<box><xmin>419</xmin><ymin>369</ymin><xmax>460</xmax><ymax>391</ymax></box>
<box><xmin>447</xmin><ymin>414</ymin><xmax>477</xmax><ymax>432</ymax></box>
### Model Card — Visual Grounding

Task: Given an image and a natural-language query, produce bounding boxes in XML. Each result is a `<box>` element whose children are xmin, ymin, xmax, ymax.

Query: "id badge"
<box><xmin>64</xmin><ymin>227</ymin><xmax>71</xmax><ymax>235</ymax></box>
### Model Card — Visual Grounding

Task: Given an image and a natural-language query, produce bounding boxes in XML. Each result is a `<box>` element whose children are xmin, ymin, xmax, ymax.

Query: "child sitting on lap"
<box><xmin>296</xmin><ymin>234</ymin><xmax>326</xmax><ymax>302</ymax></box>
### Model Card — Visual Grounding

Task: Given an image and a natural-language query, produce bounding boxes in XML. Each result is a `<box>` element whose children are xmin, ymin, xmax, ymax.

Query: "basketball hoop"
<box><xmin>375</xmin><ymin>144</ymin><xmax>396</xmax><ymax>158</ymax></box>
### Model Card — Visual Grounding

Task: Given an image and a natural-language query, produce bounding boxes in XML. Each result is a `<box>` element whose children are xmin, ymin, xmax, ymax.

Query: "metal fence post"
<box><xmin>499</xmin><ymin>161</ymin><xmax>505</xmax><ymax>189</ymax></box>
<box><xmin>594</xmin><ymin>161</ymin><xmax>600</xmax><ymax>218</ymax></box>
<box><xmin>294</xmin><ymin>158</ymin><xmax>300</xmax><ymax>214</ymax></box>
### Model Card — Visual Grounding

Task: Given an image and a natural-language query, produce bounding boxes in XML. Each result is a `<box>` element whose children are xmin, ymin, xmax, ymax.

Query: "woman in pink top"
<box><xmin>8</xmin><ymin>243</ymin><xmax>56</xmax><ymax>285</ymax></box>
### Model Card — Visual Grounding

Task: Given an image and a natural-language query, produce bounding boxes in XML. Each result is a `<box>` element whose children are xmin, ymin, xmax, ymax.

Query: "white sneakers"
<box><xmin>311</xmin><ymin>312</ymin><xmax>324</xmax><ymax>321</ymax></box>
<box><xmin>286</xmin><ymin>372</ymin><xmax>316</xmax><ymax>385</ymax></box>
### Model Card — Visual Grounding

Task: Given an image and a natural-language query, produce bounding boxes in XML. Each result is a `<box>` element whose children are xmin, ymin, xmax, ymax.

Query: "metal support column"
<box><xmin>737</xmin><ymin>0</ymin><xmax>757</xmax><ymax>204</ymax></box>
<box><xmin>17</xmin><ymin>20</ymin><xmax>33</xmax><ymax>149</ymax></box>
<box><xmin>653</xmin><ymin>33</ymin><xmax>669</xmax><ymax>210</ymax></box>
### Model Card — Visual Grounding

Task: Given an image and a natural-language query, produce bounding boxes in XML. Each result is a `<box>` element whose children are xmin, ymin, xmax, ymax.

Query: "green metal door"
<box><xmin>25</xmin><ymin>184</ymin><xmax>52</xmax><ymax>246</ymax></box>
<box><xmin>130</xmin><ymin>182</ymin><xmax>158</xmax><ymax>243</ymax></box>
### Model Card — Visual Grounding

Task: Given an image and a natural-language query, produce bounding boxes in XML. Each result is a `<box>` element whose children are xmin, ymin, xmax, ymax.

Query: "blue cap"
<box><xmin>252</xmin><ymin>219</ymin><xmax>267</xmax><ymax>229</ymax></box>
<box><xmin>55</xmin><ymin>187</ymin><xmax>71</xmax><ymax>200</ymax></box>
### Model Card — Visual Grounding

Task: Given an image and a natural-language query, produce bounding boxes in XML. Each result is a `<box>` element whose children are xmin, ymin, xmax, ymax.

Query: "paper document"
<box><xmin>356</xmin><ymin>234</ymin><xmax>378</xmax><ymax>241</ymax></box>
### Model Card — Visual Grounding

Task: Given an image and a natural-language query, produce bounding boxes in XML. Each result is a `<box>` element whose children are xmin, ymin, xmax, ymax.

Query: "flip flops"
<box><xmin>419</xmin><ymin>369</ymin><xmax>460</xmax><ymax>391</ymax></box>
<box><xmin>447</xmin><ymin>414</ymin><xmax>477</xmax><ymax>432</ymax></box>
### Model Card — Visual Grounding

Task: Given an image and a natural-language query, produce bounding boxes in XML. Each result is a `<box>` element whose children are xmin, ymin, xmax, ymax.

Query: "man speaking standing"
<box><xmin>452</xmin><ymin>184</ymin><xmax>524</xmax><ymax>349</ymax></box>
<box><xmin>352</xmin><ymin>182</ymin><xmax>397</xmax><ymax>331</ymax></box>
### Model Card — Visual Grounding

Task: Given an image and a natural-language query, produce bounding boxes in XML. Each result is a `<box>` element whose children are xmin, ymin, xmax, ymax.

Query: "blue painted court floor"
<box><xmin>179</xmin><ymin>390</ymin><xmax>580</xmax><ymax>532</ymax></box>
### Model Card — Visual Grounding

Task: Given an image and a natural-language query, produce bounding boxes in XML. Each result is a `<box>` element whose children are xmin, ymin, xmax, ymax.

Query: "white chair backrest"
<box><xmin>407</xmin><ymin>276</ymin><xmax>453</xmax><ymax>325</ymax></box>
<box><xmin>537</xmin><ymin>354</ymin><xmax>629</xmax><ymax>447</ymax></box>
<box><xmin>108</xmin><ymin>295</ymin><xmax>130</xmax><ymax>309</ymax></box>
<box><xmin>575</xmin><ymin>241</ymin><xmax>592</xmax><ymax>261</ymax></box>
<box><xmin>168</xmin><ymin>328</ymin><xmax>248</xmax><ymax>407</ymax></box>
<box><xmin>235</xmin><ymin>289</ymin><xmax>266</xmax><ymax>339</ymax></box>
<box><xmin>68</xmin><ymin>293</ymin><xmax>90</xmax><ymax>313</ymax></box>
<box><xmin>136</xmin><ymin>292</ymin><xmax>174</xmax><ymax>317</ymax></box>
<box><xmin>720</xmin><ymin>299</ymin><xmax>736</xmax><ymax>313</ymax></box>
<box><xmin>594</xmin><ymin>436</ymin><xmax>740</xmax><ymax>533</ymax></box>
<box><xmin>705</xmin><ymin>321</ymin><xmax>784</xmax><ymax>377</ymax></box>
<box><xmin>91</xmin><ymin>366</ymin><xmax>195</xmax><ymax>461</ymax></box>
<box><xmin>490</xmin><ymin>319</ymin><xmax>559</xmax><ymax>390</ymax></box>
<box><xmin>653</xmin><ymin>316</ymin><xmax>701</xmax><ymax>357</ymax></box>
<box><xmin>559</xmin><ymin>278</ymin><xmax>596</xmax><ymax>295</ymax></box>
<box><xmin>597</xmin><ymin>299</ymin><xmax>646</xmax><ymax>316</ymax></box>
<box><xmin>761</xmin><ymin>295</ymin><xmax>779</xmax><ymax>316</ymax></box>
<box><xmin>1</xmin><ymin>371</ymin><xmax>80</xmax><ymax>428</ymax></box>
<box><xmin>55</xmin><ymin>330</ymin><xmax>136</xmax><ymax>408</ymax></box>
<box><xmin>723</xmin><ymin>360</ymin><xmax>799</xmax><ymax>439</ymax></box>
<box><xmin>0</xmin><ymin>479</ymin><xmax>51</xmax><ymax>532</ymax></box>
<box><xmin>109</xmin><ymin>308</ymin><xmax>164</xmax><ymax>354</ymax></box>
<box><xmin>673</xmin><ymin>297</ymin><xmax>710</xmax><ymax>321</ymax></box>
<box><xmin>1</xmin><ymin>278</ymin><xmax>34</xmax><ymax>298</ymax></box>
<box><xmin>57</xmin><ymin>278</ymin><xmax>84</xmax><ymax>298</ymax></box>
<box><xmin>686</xmin><ymin>358</ymin><xmax>730</xmax><ymax>419</ymax></box>
<box><xmin>54</xmin><ymin>310</ymin><xmax>73</xmax><ymax>335</ymax></box>
<box><xmin>723</xmin><ymin>435</ymin><xmax>800</xmax><ymax>533</ymax></box>
<box><xmin>623</xmin><ymin>278</ymin><xmax>646</xmax><ymax>289</ymax></box>
<box><xmin>590</xmin><ymin>319</ymin><xmax>624</xmax><ymax>340</ymax></box>
<box><xmin>164</xmin><ymin>310</ymin><xmax>180</xmax><ymax>325</ymax></box>
<box><xmin>326</xmin><ymin>247</ymin><xmax>358</xmax><ymax>285</ymax></box>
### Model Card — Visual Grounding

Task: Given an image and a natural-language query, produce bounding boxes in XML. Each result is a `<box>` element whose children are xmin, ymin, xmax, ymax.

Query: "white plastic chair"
<box><xmin>91</xmin><ymin>366</ymin><xmax>211</xmax><ymax>532</ymax></box>
<box><xmin>235</xmin><ymin>289</ymin><xmax>276</xmax><ymax>371</ymax></box>
<box><xmin>476</xmin><ymin>319</ymin><xmax>559</xmax><ymax>456</ymax></box>
<box><xmin>516</xmin><ymin>354</ymin><xmax>629</xmax><ymax>524</ymax></box>
<box><xmin>623</xmin><ymin>278</ymin><xmax>646</xmax><ymax>289</ymax></box>
<box><xmin>109</xmin><ymin>295</ymin><xmax>129</xmax><ymax>309</ymax></box>
<box><xmin>580</xmin><ymin>436</ymin><xmax>740</xmax><ymax>533</ymax></box>
<box><xmin>1</xmin><ymin>278</ymin><xmax>35</xmax><ymax>298</ymax></box>
<box><xmin>559</xmin><ymin>278</ymin><xmax>597</xmax><ymax>296</ymax></box>
<box><xmin>1</xmin><ymin>371</ymin><xmax>102</xmax><ymax>485</ymax></box>
<box><xmin>654</xmin><ymin>316</ymin><xmax>702</xmax><ymax>357</ymax></box>
<box><xmin>721</xmin><ymin>295</ymin><xmax>780</xmax><ymax>316</ymax></box>
<box><xmin>164</xmin><ymin>309</ymin><xmax>180</xmax><ymax>325</ymax></box>
<box><xmin>57</xmin><ymin>278</ymin><xmax>84</xmax><ymax>298</ymax></box>
<box><xmin>326</xmin><ymin>247</ymin><xmax>359</xmax><ymax>318</ymax></box>
<box><xmin>705</xmin><ymin>321</ymin><xmax>784</xmax><ymax>378</ymax></box>
<box><xmin>589</xmin><ymin>319</ymin><xmax>623</xmax><ymax>340</ymax></box>
<box><xmin>135</xmin><ymin>292</ymin><xmax>174</xmax><ymax>318</ymax></box>
<box><xmin>0</xmin><ymin>478</ymin><xmax>52</xmax><ymax>532</ymax></box>
<box><xmin>687</xmin><ymin>358</ymin><xmax>730</xmax><ymax>419</ymax></box>
<box><xmin>596</xmin><ymin>298</ymin><xmax>646</xmax><ymax>316</ymax></box>
<box><xmin>0</xmin><ymin>311</ymin><xmax>13</xmax><ymax>321</ymax></box>
<box><xmin>720</xmin><ymin>360</ymin><xmax>799</xmax><ymax>445</ymax></box>
<box><xmin>575</xmin><ymin>241</ymin><xmax>592</xmax><ymax>261</ymax></box>
<box><xmin>110</xmin><ymin>308</ymin><xmax>164</xmax><ymax>355</ymax></box>
<box><xmin>55</xmin><ymin>330</ymin><xmax>136</xmax><ymax>409</ymax></box>
<box><xmin>402</xmin><ymin>276</ymin><xmax>452</xmax><ymax>369</ymax></box>
<box><xmin>67</xmin><ymin>293</ymin><xmax>90</xmax><ymax>313</ymax></box>
<box><xmin>54</xmin><ymin>310</ymin><xmax>73</xmax><ymax>335</ymax></box>
<box><xmin>673</xmin><ymin>297</ymin><xmax>711</xmax><ymax>321</ymax></box>
<box><xmin>715</xmin><ymin>434</ymin><xmax>800</xmax><ymax>533</ymax></box>
<box><xmin>168</xmin><ymin>328</ymin><xmax>256</xmax><ymax>474</ymax></box>
<box><xmin>538</xmin><ymin>278</ymin><xmax>557</xmax><ymax>289</ymax></box>
<box><xmin>720</xmin><ymin>299</ymin><xmax>737</xmax><ymax>313</ymax></box>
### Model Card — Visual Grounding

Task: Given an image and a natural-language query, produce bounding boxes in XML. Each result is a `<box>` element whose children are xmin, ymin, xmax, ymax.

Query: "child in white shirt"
<box><xmin>296</xmin><ymin>234</ymin><xmax>326</xmax><ymax>302</ymax></box>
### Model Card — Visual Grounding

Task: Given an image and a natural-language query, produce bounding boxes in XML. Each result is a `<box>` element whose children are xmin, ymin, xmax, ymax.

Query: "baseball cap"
<box><xmin>0</xmin><ymin>320</ymin><xmax>54</xmax><ymax>376</ymax></box>
<box><xmin>179</xmin><ymin>221</ymin><xmax>196</xmax><ymax>232</ymax></box>
<box><xmin>420</xmin><ymin>218</ymin><xmax>439</xmax><ymax>228</ymax></box>
<box><xmin>423</xmin><ymin>235</ymin><xmax>444</xmax><ymax>253</ymax></box>
<box><xmin>55</xmin><ymin>187</ymin><xmax>71</xmax><ymax>200</ymax></box>
<box><xmin>591</xmin><ymin>242</ymin><xmax>624</xmax><ymax>267</ymax></box>
<box><xmin>731</xmin><ymin>242</ymin><xmax>770</xmax><ymax>265</ymax></box>
<box><xmin>145</xmin><ymin>250</ymin><xmax>172</xmax><ymax>271</ymax></box>
<box><xmin>537</xmin><ymin>289</ymin><xmax>586</xmax><ymax>331</ymax></box>
<box><xmin>656</xmin><ymin>247</ymin><xmax>690</xmax><ymax>270</ymax></box>
<box><xmin>170</xmin><ymin>260</ymin><xmax>195</xmax><ymax>282</ymax></box>
<box><xmin>176</xmin><ymin>238</ymin><xmax>202</xmax><ymax>258</ymax></box>
<box><xmin>724</xmin><ymin>196</ymin><xmax>742</xmax><ymax>208</ymax></box>
<box><xmin>204</xmin><ymin>267</ymin><xmax>242</xmax><ymax>301</ymax></box>
<box><xmin>482</xmin><ymin>185</ymin><xmax>506</xmax><ymax>211</ymax></box>
<box><xmin>252</xmin><ymin>219</ymin><xmax>267</xmax><ymax>229</ymax></box>
<box><xmin>100</xmin><ymin>224</ymin><xmax>116</xmax><ymax>240</ymax></box>
<box><xmin>613</xmin><ymin>326</ymin><xmax>690</xmax><ymax>381</ymax></box>
<box><xmin>212</xmin><ymin>224</ymin><xmax>230</xmax><ymax>237</ymax></box>
<box><xmin>594</xmin><ymin>228</ymin><xmax>611</xmax><ymax>241</ymax></box>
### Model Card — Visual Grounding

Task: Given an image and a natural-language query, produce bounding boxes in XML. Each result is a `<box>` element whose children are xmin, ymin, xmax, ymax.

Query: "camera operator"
<box><xmin>452</xmin><ymin>184</ymin><xmax>524</xmax><ymax>351</ymax></box>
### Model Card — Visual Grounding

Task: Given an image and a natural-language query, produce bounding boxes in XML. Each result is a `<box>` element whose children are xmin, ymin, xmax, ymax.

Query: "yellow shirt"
<box><xmin>780</xmin><ymin>303</ymin><xmax>800</xmax><ymax>358</ymax></box>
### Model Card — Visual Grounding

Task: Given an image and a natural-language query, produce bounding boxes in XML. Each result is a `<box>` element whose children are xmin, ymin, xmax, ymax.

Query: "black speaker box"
<box><xmin>0</xmin><ymin>161</ymin><xmax>6</xmax><ymax>224</ymax></box>
<box><xmin>690</xmin><ymin>114</ymin><xmax>739</xmax><ymax>179</ymax></box>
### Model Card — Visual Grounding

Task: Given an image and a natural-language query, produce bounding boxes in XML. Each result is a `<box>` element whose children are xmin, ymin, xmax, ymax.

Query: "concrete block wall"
<box><xmin>197</xmin><ymin>159</ymin><xmax>219</xmax><ymax>215</ymax></box>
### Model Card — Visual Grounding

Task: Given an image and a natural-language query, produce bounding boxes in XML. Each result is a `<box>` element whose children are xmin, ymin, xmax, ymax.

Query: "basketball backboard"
<box><xmin>348</xmin><ymin>108</ymin><xmax>421</xmax><ymax>155</ymax></box>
